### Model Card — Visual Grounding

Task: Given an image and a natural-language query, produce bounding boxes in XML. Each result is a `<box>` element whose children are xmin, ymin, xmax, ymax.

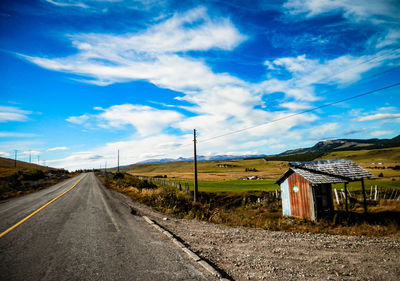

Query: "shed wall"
<box><xmin>280</xmin><ymin>178</ymin><xmax>291</xmax><ymax>216</ymax></box>
<box><xmin>287</xmin><ymin>172</ymin><xmax>313</xmax><ymax>220</ymax></box>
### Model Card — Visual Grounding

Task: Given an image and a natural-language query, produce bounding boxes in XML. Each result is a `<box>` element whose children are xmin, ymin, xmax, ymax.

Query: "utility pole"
<box><xmin>193</xmin><ymin>129</ymin><xmax>198</xmax><ymax>202</ymax></box>
<box><xmin>117</xmin><ymin>150</ymin><xmax>120</xmax><ymax>173</ymax></box>
<box><xmin>29</xmin><ymin>150</ymin><xmax>32</xmax><ymax>163</ymax></box>
<box><xmin>14</xmin><ymin>150</ymin><xmax>18</xmax><ymax>168</ymax></box>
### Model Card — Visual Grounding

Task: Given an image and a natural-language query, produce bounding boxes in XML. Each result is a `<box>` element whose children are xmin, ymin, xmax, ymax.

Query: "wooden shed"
<box><xmin>276</xmin><ymin>159</ymin><xmax>372</xmax><ymax>221</ymax></box>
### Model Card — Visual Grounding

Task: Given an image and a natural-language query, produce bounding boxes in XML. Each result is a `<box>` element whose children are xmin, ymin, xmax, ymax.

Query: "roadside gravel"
<box><xmin>113</xmin><ymin>190</ymin><xmax>400</xmax><ymax>281</ymax></box>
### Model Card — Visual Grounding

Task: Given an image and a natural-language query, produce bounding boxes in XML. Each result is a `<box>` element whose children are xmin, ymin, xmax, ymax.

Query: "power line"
<box><xmin>198</xmin><ymin>81</ymin><xmax>400</xmax><ymax>144</ymax></box>
<box><xmin>167</xmin><ymin>50</ymin><xmax>400</xmax><ymax>150</ymax></box>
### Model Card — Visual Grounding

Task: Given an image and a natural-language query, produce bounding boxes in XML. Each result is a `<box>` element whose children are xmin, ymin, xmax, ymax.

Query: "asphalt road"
<box><xmin>0</xmin><ymin>173</ymin><xmax>208</xmax><ymax>281</ymax></box>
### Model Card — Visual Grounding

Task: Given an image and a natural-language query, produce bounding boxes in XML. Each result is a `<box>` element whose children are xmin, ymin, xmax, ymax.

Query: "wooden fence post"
<box><xmin>361</xmin><ymin>179</ymin><xmax>367</xmax><ymax>214</ymax></box>
<box><xmin>334</xmin><ymin>188</ymin><xmax>340</xmax><ymax>205</ymax></box>
<box><xmin>370</xmin><ymin>185</ymin><xmax>373</xmax><ymax>199</ymax></box>
<box><xmin>344</xmin><ymin>183</ymin><xmax>349</xmax><ymax>213</ymax></box>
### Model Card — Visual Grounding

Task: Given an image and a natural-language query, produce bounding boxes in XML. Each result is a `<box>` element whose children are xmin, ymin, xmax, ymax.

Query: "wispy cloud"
<box><xmin>45</xmin><ymin>0</ymin><xmax>89</xmax><ymax>9</ymax></box>
<box><xmin>0</xmin><ymin>132</ymin><xmax>37</xmax><ymax>138</ymax></box>
<box><xmin>309</xmin><ymin>123</ymin><xmax>339</xmax><ymax>137</ymax></box>
<box><xmin>66</xmin><ymin>114</ymin><xmax>90</xmax><ymax>125</ymax></box>
<box><xmin>356</xmin><ymin>113</ymin><xmax>400</xmax><ymax>122</ymax></box>
<box><xmin>47</xmin><ymin>146</ymin><xmax>69</xmax><ymax>151</ymax></box>
<box><xmin>0</xmin><ymin>151</ymin><xmax>11</xmax><ymax>157</ymax></box>
<box><xmin>67</xmin><ymin>104</ymin><xmax>183</xmax><ymax>136</ymax></box>
<box><xmin>371</xmin><ymin>130</ymin><xmax>394</xmax><ymax>137</ymax></box>
<box><xmin>344</xmin><ymin>128</ymin><xmax>367</xmax><ymax>136</ymax></box>
<box><xmin>0</xmin><ymin>106</ymin><xmax>31</xmax><ymax>122</ymax></box>
<box><xmin>284</xmin><ymin>0</ymin><xmax>400</xmax><ymax>22</ymax></box>
<box><xmin>22</xmin><ymin>7</ymin><xmax>245</xmax><ymax>88</ymax></box>
<box><xmin>14</xmin><ymin>5</ymin><xmax>399</xmax><ymax>170</ymax></box>
<box><xmin>262</xmin><ymin>52</ymin><xmax>391</xmax><ymax>101</ymax></box>
<box><xmin>284</xmin><ymin>0</ymin><xmax>400</xmax><ymax>49</ymax></box>
<box><xmin>22</xmin><ymin>150</ymin><xmax>41</xmax><ymax>156</ymax></box>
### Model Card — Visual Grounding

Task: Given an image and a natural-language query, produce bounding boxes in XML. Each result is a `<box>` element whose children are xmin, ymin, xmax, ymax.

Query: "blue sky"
<box><xmin>1</xmin><ymin>0</ymin><xmax>400</xmax><ymax>170</ymax></box>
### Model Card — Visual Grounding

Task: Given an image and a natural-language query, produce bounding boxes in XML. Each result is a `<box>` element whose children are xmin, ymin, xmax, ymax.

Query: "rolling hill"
<box><xmin>279</xmin><ymin>135</ymin><xmax>400</xmax><ymax>156</ymax></box>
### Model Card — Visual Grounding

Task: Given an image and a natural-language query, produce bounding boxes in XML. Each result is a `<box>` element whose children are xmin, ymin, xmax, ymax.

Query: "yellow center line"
<box><xmin>0</xmin><ymin>174</ymin><xmax>87</xmax><ymax>238</ymax></box>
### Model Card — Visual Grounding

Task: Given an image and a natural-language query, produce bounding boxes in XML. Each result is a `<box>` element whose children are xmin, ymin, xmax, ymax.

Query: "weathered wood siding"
<box><xmin>287</xmin><ymin>172</ymin><xmax>313</xmax><ymax>220</ymax></box>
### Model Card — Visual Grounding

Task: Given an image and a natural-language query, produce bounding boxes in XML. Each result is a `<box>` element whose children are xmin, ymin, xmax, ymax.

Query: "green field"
<box><xmin>167</xmin><ymin>179</ymin><xmax>278</xmax><ymax>192</ymax></box>
<box><xmin>124</xmin><ymin>147</ymin><xmax>400</xmax><ymax>193</ymax></box>
<box><xmin>333</xmin><ymin>179</ymin><xmax>400</xmax><ymax>191</ymax></box>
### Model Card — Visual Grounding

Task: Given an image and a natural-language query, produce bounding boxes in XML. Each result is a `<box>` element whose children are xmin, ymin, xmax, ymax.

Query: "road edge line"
<box><xmin>142</xmin><ymin>215</ymin><xmax>227</xmax><ymax>280</ymax></box>
<box><xmin>0</xmin><ymin>174</ymin><xmax>87</xmax><ymax>238</ymax></box>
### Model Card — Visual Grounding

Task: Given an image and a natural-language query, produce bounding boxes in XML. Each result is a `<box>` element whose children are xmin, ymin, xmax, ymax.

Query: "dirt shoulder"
<box><xmin>111</xmin><ymin>189</ymin><xmax>400</xmax><ymax>281</ymax></box>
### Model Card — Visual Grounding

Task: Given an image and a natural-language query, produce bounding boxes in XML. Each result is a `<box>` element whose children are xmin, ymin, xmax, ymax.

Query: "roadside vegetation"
<box><xmin>98</xmin><ymin>171</ymin><xmax>400</xmax><ymax>237</ymax></box>
<box><xmin>93</xmin><ymin>147</ymin><xmax>400</xmax><ymax>236</ymax></box>
<box><xmin>0</xmin><ymin>157</ymin><xmax>72</xmax><ymax>200</ymax></box>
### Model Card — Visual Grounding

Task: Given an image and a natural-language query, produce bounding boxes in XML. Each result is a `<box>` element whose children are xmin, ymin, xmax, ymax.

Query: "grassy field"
<box><xmin>123</xmin><ymin>147</ymin><xmax>400</xmax><ymax>192</ymax></box>
<box><xmin>166</xmin><ymin>179</ymin><xmax>277</xmax><ymax>192</ymax></box>
<box><xmin>124</xmin><ymin>158</ymin><xmax>288</xmax><ymax>180</ymax></box>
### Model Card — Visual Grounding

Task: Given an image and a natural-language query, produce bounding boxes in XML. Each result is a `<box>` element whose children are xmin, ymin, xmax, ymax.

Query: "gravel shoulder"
<box><xmin>112</xmin><ymin>190</ymin><xmax>400</xmax><ymax>281</ymax></box>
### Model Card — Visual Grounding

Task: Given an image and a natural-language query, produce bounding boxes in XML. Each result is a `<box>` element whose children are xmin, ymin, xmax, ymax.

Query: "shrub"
<box><xmin>113</xmin><ymin>172</ymin><xmax>125</xmax><ymax>180</ymax></box>
<box><xmin>22</xmin><ymin>169</ymin><xmax>45</xmax><ymax>181</ymax></box>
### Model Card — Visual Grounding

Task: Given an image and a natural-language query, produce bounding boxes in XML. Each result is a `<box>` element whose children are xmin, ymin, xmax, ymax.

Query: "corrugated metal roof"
<box><xmin>289</xmin><ymin>159</ymin><xmax>372</xmax><ymax>181</ymax></box>
<box><xmin>291</xmin><ymin>167</ymin><xmax>347</xmax><ymax>184</ymax></box>
<box><xmin>276</xmin><ymin>159</ymin><xmax>372</xmax><ymax>185</ymax></box>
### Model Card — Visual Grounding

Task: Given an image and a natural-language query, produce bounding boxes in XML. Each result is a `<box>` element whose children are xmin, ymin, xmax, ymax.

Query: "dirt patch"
<box><xmin>112</xmin><ymin>190</ymin><xmax>400</xmax><ymax>281</ymax></box>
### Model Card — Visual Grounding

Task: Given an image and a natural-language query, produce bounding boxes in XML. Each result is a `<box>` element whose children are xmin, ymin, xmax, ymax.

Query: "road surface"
<box><xmin>0</xmin><ymin>173</ymin><xmax>209</xmax><ymax>281</ymax></box>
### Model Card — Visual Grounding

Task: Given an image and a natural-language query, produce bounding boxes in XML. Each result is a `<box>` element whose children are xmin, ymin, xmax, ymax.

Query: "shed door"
<box><xmin>280</xmin><ymin>179</ymin><xmax>291</xmax><ymax>216</ymax></box>
<box><xmin>313</xmin><ymin>184</ymin><xmax>333</xmax><ymax>219</ymax></box>
<box><xmin>288</xmin><ymin>173</ymin><xmax>313</xmax><ymax>220</ymax></box>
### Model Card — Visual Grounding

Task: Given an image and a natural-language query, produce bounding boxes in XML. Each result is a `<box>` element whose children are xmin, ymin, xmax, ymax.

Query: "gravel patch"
<box><xmin>113</xmin><ymin>190</ymin><xmax>400</xmax><ymax>281</ymax></box>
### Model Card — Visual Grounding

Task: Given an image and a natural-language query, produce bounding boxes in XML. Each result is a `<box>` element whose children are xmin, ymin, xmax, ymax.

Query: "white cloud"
<box><xmin>22</xmin><ymin>7</ymin><xmax>245</xmax><ymax>89</ymax></box>
<box><xmin>96</xmin><ymin>104</ymin><xmax>183</xmax><ymax>136</ymax></box>
<box><xmin>45</xmin><ymin>0</ymin><xmax>89</xmax><ymax>9</ymax></box>
<box><xmin>0</xmin><ymin>106</ymin><xmax>31</xmax><ymax>122</ymax></box>
<box><xmin>309</xmin><ymin>123</ymin><xmax>339</xmax><ymax>137</ymax></box>
<box><xmin>284</xmin><ymin>0</ymin><xmax>400</xmax><ymax>50</ymax></box>
<box><xmin>0</xmin><ymin>132</ymin><xmax>37</xmax><ymax>138</ymax></box>
<box><xmin>47</xmin><ymin>146</ymin><xmax>69</xmax><ymax>151</ymax></box>
<box><xmin>260</xmin><ymin>51</ymin><xmax>398</xmax><ymax>103</ymax></box>
<box><xmin>0</xmin><ymin>151</ymin><xmax>11</xmax><ymax>157</ymax></box>
<box><xmin>284</xmin><ymin>0</ymin><xmax>400</xmax><ymax>22</ymax></box>
<box><xmin>280</xmin><ymin>102</ymin><xmax>312</xmax><ymax>111</ymax></box>
<box><xmin>22</xmin><ymin>150</ymin><xmax>41</xmax><ymax>156</ymax></box>
<box><xmin>356</xmin><ymin>113</ymin><xmax>400</xmax><ymax>122</ymax></box>
<box><xmin>67</xmin><ymin>104</ymin><xmax>183</xmax><ymax>136</ymax></box>
<box><xmin>17</xmin><ymin>6</ymin><xmax>398</xmax><ymax>170</ymax></box>
<box><xmin>66</xmin><ymin>114</ymin><xmax>90</xmax><ymax>124</ymax></box>
<box><xmin>266</xmin><ymin>53</ymin><xmax>385</xmax><ymax>86</ymax></box>
<box><xmin>370</xmin><ymin>130</ymin><xmax>394</xmax><ymax>137</ymax></box>
<box><xmin>376</xmin><ymin>29</ymin><xmax>400</xmax><ymax>48</ymax></box>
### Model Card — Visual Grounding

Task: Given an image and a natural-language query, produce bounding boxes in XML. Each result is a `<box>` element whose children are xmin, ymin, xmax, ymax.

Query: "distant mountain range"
<box><xmin>136</xmin><ymin>154</ymin><xmax>267</xmax><ymax>164</ymax></box>
<box><xmin>136</xmin><ymin>135</ymin><xmax>400</xmax><ymax>164</ymax></box>
<box><xmin>278</xmin><ymin>135</ymin><xmax>400</xmax><ymax>156</ymax></box>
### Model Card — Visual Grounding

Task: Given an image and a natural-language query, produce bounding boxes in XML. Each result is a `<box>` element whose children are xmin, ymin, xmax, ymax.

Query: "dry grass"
<box><xmin>0</xmin><ymin>158</ymin><xmax>72</xmax><ymax>200</ymax></box>
<box><xmin>125</xmin><ymin>159</ymin><xmax>288</xmax><ymax>180</ymax></box>
<box><xmin>100</xmin><ymin>173</ymin><xmax>400</xmax><ymax>237</ymax></box>
<box><xmin>122</xmin><ymin>148</ymin><xmax>400</xmax><ymax>191</ymax></box>
<box><xmin>0</xmin><ymin>157</ymin><xmax>51</xmax><ymax>177</ymax></box>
